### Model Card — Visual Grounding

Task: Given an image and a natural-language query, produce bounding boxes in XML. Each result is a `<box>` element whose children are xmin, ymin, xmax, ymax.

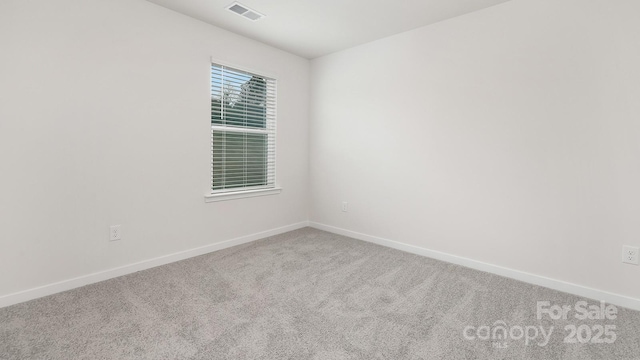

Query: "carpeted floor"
<box><xmin>1</xmin><ymin>228</ymin><xmax>639</xmax><ymax>359</ymax></box>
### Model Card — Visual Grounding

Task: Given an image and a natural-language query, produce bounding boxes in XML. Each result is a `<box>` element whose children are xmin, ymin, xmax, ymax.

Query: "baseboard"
<box><xmin>5</xmin><ymin>221</ymin><xmax>638</xmax><ymax>312</ymax></box>
<box><xmin>309</xmin><ymin>222</ymin><xmax>640</xmax><ymax>312</ymax></box>
<box><xmin>0</xmin><ymin>221</ymin><xmax>310</xmax><ymax>308</ymax></box>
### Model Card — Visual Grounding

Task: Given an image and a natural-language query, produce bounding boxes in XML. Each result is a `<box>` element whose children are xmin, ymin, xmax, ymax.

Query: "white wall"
<box><xmin>2</xmin><ymin>0</ymin><xmax>639</xmax><ymax>308</ymax></box>
<box><xmin>0</xmin><ymin>0</ymin><xmax>309</xmax><ymax>299</ymax></box>
<box><xmin>310</xmin><ymin>0</ymin><xmax>640</xmax><ymax>300</ymax></box>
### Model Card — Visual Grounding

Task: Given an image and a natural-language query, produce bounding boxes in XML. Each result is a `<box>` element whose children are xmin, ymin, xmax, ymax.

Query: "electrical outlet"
<box><xmin>110</xmin><ymin>225</ymin><xmax>122</xmax><ymax>241</ymax></box>
<box><xmin>341</xmin><ymin>202</ymin><xmax>348</xmax><ymax>212</ymax></box>
<box><xmin>622</xmin><ymin>245</ymin><xmax>639</xmax><ymax>265</ymax></box>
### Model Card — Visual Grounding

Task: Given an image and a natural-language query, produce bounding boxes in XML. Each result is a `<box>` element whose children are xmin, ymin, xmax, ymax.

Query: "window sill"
<box><xmin>204</xmin><ymin>187</ymin><xmax>282</xmax><ymax>203</ymax></box>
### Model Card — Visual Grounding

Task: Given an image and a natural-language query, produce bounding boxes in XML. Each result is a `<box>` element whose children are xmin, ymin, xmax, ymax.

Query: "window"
<box><xmin>208</xmin><ymin>62</ymin><xmax>278</xmax><ymax>201</ymax></box>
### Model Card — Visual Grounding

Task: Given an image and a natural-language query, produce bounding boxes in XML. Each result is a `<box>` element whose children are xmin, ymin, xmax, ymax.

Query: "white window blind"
<box><xmin>210</xmin><ymin>63</ymin><xmax>276</xmax><ymax>193</ymax></box>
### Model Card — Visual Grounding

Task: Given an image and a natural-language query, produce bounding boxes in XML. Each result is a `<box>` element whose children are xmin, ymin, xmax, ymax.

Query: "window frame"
<box><xmin>205</xmin><ymin>58</ymin><xmax>280</xmax><ymax>202</ymax></box>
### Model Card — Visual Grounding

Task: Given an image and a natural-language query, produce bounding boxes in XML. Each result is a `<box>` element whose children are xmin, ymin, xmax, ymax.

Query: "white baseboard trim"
<box><xmin>0</xmin><ymin>221</ymin><xmax>310</xmax><ymax>309</ymax></box>
<box><xmin>309</xmin><ymin>222</ymin><xmax>640</xmax><ymax>312</ymax></box>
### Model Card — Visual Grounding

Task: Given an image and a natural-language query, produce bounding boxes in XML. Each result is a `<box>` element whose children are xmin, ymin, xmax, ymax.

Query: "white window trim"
<box><xmin>205</xmin><ymin>57</ymin><xmax>280</xmax><ymax>203</ymax></box>
<box><xmin>205</xmin><ymin>187</ymin><xmax>282</xmax><ymax>202</ymax></box>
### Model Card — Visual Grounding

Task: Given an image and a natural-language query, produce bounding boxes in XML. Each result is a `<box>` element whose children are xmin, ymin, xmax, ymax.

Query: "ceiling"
<box><xmin>144</xmin><ymin>0</ymin><xmax>512</xmax><ymax>59</ymax></box>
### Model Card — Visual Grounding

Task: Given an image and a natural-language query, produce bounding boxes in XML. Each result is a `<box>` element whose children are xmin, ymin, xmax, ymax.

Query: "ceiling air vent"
<box><xmin>226</xmin><ymin>2</ymin><xmax>265</xmax><ymax>21</ymax></box>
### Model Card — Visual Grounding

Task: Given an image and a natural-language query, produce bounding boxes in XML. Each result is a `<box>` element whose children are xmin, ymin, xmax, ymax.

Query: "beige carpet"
<box><xmin>1</xmin><ymin>228</ymin><xmax>639</xmax><ymax>359</ymax></box>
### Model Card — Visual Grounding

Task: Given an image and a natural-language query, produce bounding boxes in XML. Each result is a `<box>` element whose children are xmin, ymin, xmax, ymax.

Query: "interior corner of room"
<box><xmin>1</xmin><ymin>0</ymin><xmax>639</xmax><ymax>358</ymax></box>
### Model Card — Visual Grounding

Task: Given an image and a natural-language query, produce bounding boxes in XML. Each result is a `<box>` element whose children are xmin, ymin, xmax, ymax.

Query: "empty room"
<box><xmin>1</xmin><ymin>0</ymin><xmax>639</xmax><ymax>359</ymax></box>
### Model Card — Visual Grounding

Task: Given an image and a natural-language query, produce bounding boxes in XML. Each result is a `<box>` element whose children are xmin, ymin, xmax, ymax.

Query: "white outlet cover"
<box><xmin>110</xmin><ymin>225</ymin><xmax>122</xmax><ymax>241</ymax></box>
<box><xmin>622</xmin><ymin>245</ymin><xmax>639</xmax><ymax>265</ymax></box>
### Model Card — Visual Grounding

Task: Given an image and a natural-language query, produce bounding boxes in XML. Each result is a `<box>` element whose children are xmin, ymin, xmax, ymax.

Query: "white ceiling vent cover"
<box><xmin>226</xmin><ymin>2</ymin><xmax>265</xmax><ymax>21</ymax></box>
